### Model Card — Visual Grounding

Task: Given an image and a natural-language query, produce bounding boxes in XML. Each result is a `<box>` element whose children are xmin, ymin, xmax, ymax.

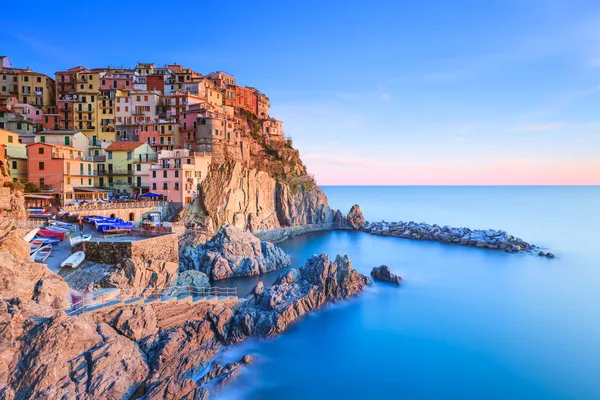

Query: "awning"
<box><xmin>73</xmin><ymin>187</ymin><xmax>110</xmax><ymax>192</ymax></box>
<box><xmin>25</xmin><ymin>194</ymin><xmax>55</xmax><ymax>199</ymax></box>
<box><xmin>142</xmin><ymin>192</ymin><xmax>161</xmax><ymax>198</ymax></box>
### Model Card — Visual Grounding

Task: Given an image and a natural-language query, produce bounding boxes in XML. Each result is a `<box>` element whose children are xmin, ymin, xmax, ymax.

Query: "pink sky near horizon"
<box><xmin>303</xmin><ymin>155</ymin><xmax>600</xmax><ymax>186</ymax></box>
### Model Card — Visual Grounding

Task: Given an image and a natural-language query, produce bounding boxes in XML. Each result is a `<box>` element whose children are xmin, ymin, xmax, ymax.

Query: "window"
<box><xmin>174</xmin><ymin>183</ymin><xmax>179</xmax><ymax>190</ymax></box>
<box><xmin>37</xmin><ymin>77</ymin><xmax>42</xmax><ymax>83</ymax></box>
<box><xmin>163</xmin><ymin>170</ymin><xmax>167</xmax><ymax>178</ymax></box>
<box><xmin>108</xmin><ymin>151</ymin><xmax>112</xmax><ymax>159</ymax></box>
<box><xmin>136</xmin><ymin>164</ymin><xmax>141</xmax><ymax>171</ymax></box>
<box><xmin>11</xmin><ymin>161</ymin><xmax>16</xmax><ymax>169</ymax></box>
<box><xmin>127</xmin><ymin>152</ymin><xmax>132</xmax><ymax>160</ymax></box>
<box><xmin>152</xmin><ymin>183</ymin><xmax>156</xmax><ymax>190</ymax></box>
<box><xmin>67</xmin><ymin>177</ymin><xmax>71</xmax><ymax>184</ymax></box>
<box><xmin>16</xmin><ymin>122</ymin><xmax>22</xmax><ymax>130</ymax></box>
<box><xmin>163</xmin><ymin>182</ymin><xmax>168</xmax><ymax>190</ymax></box>
<box><xmin>38</xmin><ymin>147</ymin><xmax>44</xmax><ymax>154</ymax></box>
<box><xmin>39</xmin><ymin>162</ymin><xmax>44</xmax><ymax>170</ymax></box>
<box><xmin>127</xmin><ymin>176</ymin><xmax>132</xmax><ymax>184</ymax></box>
<box><xmin>39</xmin><ymin>178</ymin><xmax>44</xmax><ymax>187</ymax></box>
<box><xmin>64</xmin><ymin>136</ymin><xmax>70</xmax><ymax>146</ymax></box>
<box><xmin>7</xmin><ymin>135</ymin><xmax>12</xmax><ymax>143</ymax></box>
<box><xmin>88</xmin><ymin>178</ymin><xmax>92</xmax><ymax>185</ymax></box>
<box><xmin>144</xmin><ymin>95</ymin><xmax>148</xmax><ymax>101</ymax></box>
<box><xmin>174</xmin><ymin>170</ymin><xmax>179</xmax><ymax>178</ymax></box>
<box><xmin>152</xmin><ymin>171</ymin><xmax>156</xmax><ymax>178</ymax></box>
<box><xmin>80</xmin><ymin>178</ymin><xmax>83</xmax><ymax>184</ymax></box>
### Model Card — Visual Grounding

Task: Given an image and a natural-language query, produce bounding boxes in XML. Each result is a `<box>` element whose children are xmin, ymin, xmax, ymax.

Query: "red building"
<box><xmin>41</xmin><ymin>106</ymin><xmax>60</xmax><ymax>130</ymax></box>
<box><xmin>235</xmin><ymin>86</ymin><xmax>257</xmax><ymax>114</ymax></box>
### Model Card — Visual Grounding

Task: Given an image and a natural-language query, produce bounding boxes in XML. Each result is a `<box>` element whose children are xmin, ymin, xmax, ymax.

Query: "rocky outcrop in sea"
<box><xmin>361</xmin><ymin>220</ymin><xmax>537</xmax><ymax>253</ymax></box>
<box><xmin>180</xmin><ymin>224</ymin><xmax>291</xmax><ymax>280</ymax></box>
<box><xmin>229</xmin><ymin>254</ymin><xmax>372</xmax><ymax>342</ymax></box>
<box><xmin>371</xmin><ymin>265</ymin><xmax>403</xmax><ymax>284</ymax></box>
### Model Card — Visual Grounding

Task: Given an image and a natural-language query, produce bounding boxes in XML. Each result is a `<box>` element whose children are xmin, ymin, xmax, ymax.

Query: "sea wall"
<box><xmin>255</xmin><ymin>223</ymin><xmax>351</xmax><ymax>243</ymax></box>
<box><xmin>75</xmin><ymin>234</ymin><xmax>178</xmax><ymax>265</ymax></box>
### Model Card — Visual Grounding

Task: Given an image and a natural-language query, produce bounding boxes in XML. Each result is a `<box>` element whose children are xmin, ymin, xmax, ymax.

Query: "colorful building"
<box><xmin>235</xmin><ymin>86</ymin><xmax>257</xmax><ymax>114</ymax></box>
<box><xmin>0</xmin><ymin>128</ymin><xmax>27</xmax><ymax>181</ymax></box>
<box><xmin>18</xmin><ymin>70</ymin><xmax>55</xmax><ymax>107</ymax></box>
<box><xmin>149</xmin><ymin>149</ymin><xmax>211</xmax><ymax>204</ymax></box>
<box><xmin>35</xmin><ymin>130</ymin><xmax>89</xmax><ymax>154</ymax></box>
<box><xmin>100</xmin><ymin>141</ymin><xmax>156</xmax><ymax>195</ymax></box>
<box><xmin>26</xmin><ymin>142</ymin><xmax>95</xmax><ymax>205</ymax></box>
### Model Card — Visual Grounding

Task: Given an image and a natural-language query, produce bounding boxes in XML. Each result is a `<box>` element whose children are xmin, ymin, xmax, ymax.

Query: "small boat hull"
<box><xmin>33</xmin><ymin>236</ymin><xmax>60</xmax><ymax>246</ymax></box>
<box><xmin>24</xmin><ymin>228</ymin><xmax>40</xmax><ymax>242</ymax></box>
<box><xmin>32</xmin><ymin>245</ymin><xmax>52</xmax><ymax>263</ymax></box>
<box><xmin>37</xmin><ymin>229</ymin><xmax>66</xmax><ymax>241</ymax></box>
<box><xmin>48</xmin><ymin>220</ymin><xmax>76</xmax><ymax>230</ymax></box>
<box><xmin>61</xmin><ymin>251</ymin><xmax>85</xmax><ymax>269</ymax></box>
<box><xmin>70</xmin><ymin>234</ymin><xmax>92</xmax><ymax>246</ymax></box>
<box><xmin>46</xmin><ymin>225</ymin><xmax>70</xmax><ymax>233</ymax></box>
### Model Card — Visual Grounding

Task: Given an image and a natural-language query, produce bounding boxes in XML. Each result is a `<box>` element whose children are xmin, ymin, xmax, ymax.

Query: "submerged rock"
<box><xmin>371</xmin><ymin>265</ymin><xmax>403</xmax><ymax>285</ymax></box>
<box><xmin>180</xmin><ymin>224</ymin><xmax>291</xmax><ymax>280</ymax></box>
<box><xmin>198</xmin><ymin>354</ymin><xmax>257</xmax><ymax>389</ymax></box>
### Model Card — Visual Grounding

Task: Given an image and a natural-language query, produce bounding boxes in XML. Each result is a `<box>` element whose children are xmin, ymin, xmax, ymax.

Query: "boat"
<box><xmin>32</xmin><ymin>237</ymin><xmax>60</xmax><ymax>246</ymax></box>
<box><xmin>45</xmin><ymin>225</ymin><xmax>70</xmax><ymax>234</ymax></box>
<box><xmin>37</xmin><ymin>229</ymin><xmax>66</xmax><ymax>241</ymax></box>
<box><xmin>30</xmin><ymin>240</ymin><xmax>44</xmax><ymax>254</ymax></box>
<box><xmin>32</xmin><ymin>245</ymin><xmax>52</xmax><ymax>263</ymax></box>
<box><xmin>84</xmin><ymin>215</ymin><xmax>103</xmax><ymax>223</ymax></box>
<box><xmin>27</xmin><ymin>208</ymin><xmax>45</xmax><ymax>213</ymax></box>
<box><xmin>98</xmin><ymin>222</ymin><xmax>134</xmax><ymax>234</ymax></box>
<box><xmin>70</xmin><ymin>234</ymin><xmax>92</xmax><ymax>246</ymax></box>
<box><xmin>94</xmin><ymin>218</ymin><xmax>122</xmax><ymax>227</ymax></box>
<box><xmin>24</xmin><ymin>228</ymin><xmax>40</xmax><ymax>242</ymax></box>
<box><xmin>60</xmin><ymin>251</ymin><xmax>85</xmax><ymax>269</ymax></box>
<box><xmin>48</xmin><ymin>220</ymin><xmax>76</xmax><ymax>230</ymax></box>
<box><xmin>29</xmin><ymin>212</ymin><xmax>53</xmax><ymax>219</ymax></box>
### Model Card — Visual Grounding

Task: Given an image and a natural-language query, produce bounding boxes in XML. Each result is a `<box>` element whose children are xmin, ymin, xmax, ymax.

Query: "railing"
<box><xmin>97</xmin><ymin>169</ymin><xmax>134</xmax><ymax>175</ymax></box>
<box><xmin>9</xmin><ymin>218</ymin><xmax>46</xmax><ymax>228</ymax></box>
<box><xmin>52</xmin><ymin>153</ymin><xmax>94</xmax><ymax>161</ymax></box>
<box><xmin>64</xmin><ymin>285</ymin><xmax>238</xmax><ymax>316</ymax></box>
<box><xmin>63</xmin><ymin>200</ymin><xmax>168</xmax><ymax>211</ymax></box>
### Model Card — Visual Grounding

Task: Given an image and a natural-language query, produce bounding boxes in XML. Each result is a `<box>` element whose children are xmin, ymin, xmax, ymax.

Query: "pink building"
<box><xmin>149</xmin><ymin>149</ymin><xmax>211</xmax><ymax>205</ymax></box>
<box><xmin>99</xmin><ymin>71</ymin><xmax>132</xmax><ymax>90</ymax></box>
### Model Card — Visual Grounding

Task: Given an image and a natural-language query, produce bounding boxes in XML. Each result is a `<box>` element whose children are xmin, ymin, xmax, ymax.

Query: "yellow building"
<box><xmin>100</xmin><ymin>141</ymin><xmax>156</xmax><ymax>196</ymax></box>
<box><xmin>18</xmin><ymin>71</ymin><xmax>56</xmax><ymax>108</ymax></box>
<box><xmin>0</xmin><ymin>128</ymin><xmax>28</xmax><ymax>181</ymax></box>
<box><xmin>73</xmin><ymin>71</ymin><xmax>100</xmax><ymax>140</ymax></box>
<box><xmin>97</xmin><ymin>93</ymin><xmax>117</xmax><ymax>142</ymax></box>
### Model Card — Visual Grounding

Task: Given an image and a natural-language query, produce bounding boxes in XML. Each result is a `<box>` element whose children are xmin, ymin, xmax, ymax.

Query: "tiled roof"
<box><xmin>105</xmin><ymin>141</ymin><xmax>145</xmax><ymax>151</ymax></box>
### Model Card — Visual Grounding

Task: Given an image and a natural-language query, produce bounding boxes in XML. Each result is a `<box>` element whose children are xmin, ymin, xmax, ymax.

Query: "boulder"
<box><xmin>180</xmin><ymin>224</ymin><xmax>291</xmax><ymax>280</ymax></box>
<box><xmin>370</xmin><ymin>265</ymin><xmax>403</xmax><ymax>285</ymax></box>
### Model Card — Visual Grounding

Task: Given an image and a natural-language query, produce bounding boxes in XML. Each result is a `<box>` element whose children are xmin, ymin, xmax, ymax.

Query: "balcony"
<box><xmin>97</xmin><ymin>169</ymin><xmax>135</xmax><ymax>176</ymax></box>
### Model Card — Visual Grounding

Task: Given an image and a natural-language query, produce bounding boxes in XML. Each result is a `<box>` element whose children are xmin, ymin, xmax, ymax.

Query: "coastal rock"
<box><xmin>174</xmin><ymin>270</ymin><xmax>211</xmax><ymax>295</ymax></box>
<box><xmin>546</xmin><ymin>252</ymin><xmax>555</xmax><ymax>259</ymax></box>
<box><xmin>105</xmin><ymin>258</ymin><xmax>179</xmax><ymax>294</ymax></box>
<box><xmin>198</xmin><ymin>354</ymin><xmax>257</xmax><ymax>389</ymax></box>
<box><xmin>347</xmin><ymin>204</ymin><xmax>365</xmax><ymax>229</ymax></box>
<box><xmin>332</xmin><ymin>209</ymin><xmax>348</xmax><ymax>227</ymax></box>
<box><xmin>371</xmin><ymin>265</ymin><xmax>403</xmax><ymax>285</ymax></box>
<box><xmin>228</xmin><ymin>254</ymin><xmax>370</xmax><ymax>342</ymax></box>
<box><xmin>180</xmin><ymin>224</ymin><xmax>291</xmax><ymax>280</ymax></box>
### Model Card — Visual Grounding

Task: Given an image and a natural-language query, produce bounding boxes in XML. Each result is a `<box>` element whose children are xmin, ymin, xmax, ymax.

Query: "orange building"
<box><xmin>26</xmin><ymin>142</ymin><xmax>95</xmax><ymax>205</ymax></box>
<box><xmin>235</xmin><ymin>86</ymin><xmax>257</xmax><ymax>114</ymax></box>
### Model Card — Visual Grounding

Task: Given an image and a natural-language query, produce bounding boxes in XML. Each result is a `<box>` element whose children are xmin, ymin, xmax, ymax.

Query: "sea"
<box><xmin>213</xmin><ymin>186</ymin><xmax>600</xmax><ymax>400</ymax></box>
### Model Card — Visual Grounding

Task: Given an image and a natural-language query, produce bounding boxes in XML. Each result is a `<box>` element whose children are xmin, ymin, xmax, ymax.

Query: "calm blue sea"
<box><xmin>215</xmin><ymin>186</ymin><xmax>600</xmax><ymax>400</ymax></box>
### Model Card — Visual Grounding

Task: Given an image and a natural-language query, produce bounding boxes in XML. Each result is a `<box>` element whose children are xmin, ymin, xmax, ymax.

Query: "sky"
<box><xmin>2</xmin><ymin>0</ymin><xmax>600</xmax><ymax>185</ymax></box>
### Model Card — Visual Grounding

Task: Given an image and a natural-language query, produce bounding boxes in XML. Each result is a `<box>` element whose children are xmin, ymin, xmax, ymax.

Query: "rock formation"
<box><xmin>180</xmin><ymin>224</ymin><xmax>290</xmax><ymax>280</ymax></box>
<box><xmin>229</xmin><ymin>254</ymin><xmax>371</xmax><ymax>342</ymax></box>
<box><xmin>347</xmin><ymin>204</ymin><xmax>365</xmax><ymax>229</ymax></box>
<box><xmin>371</xmin><ymin>265</ymin><xmax>403</xmax><ymax>285</ymax></box>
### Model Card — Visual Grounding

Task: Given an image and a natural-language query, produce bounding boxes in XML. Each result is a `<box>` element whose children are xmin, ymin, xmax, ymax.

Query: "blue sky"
<box><xmin>2</xmin><ymin>0</ymin><xmax>600</xmax><ymax>184</ymax></box>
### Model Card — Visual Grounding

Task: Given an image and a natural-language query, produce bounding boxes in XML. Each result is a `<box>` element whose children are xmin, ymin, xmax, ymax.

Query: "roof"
<box><xmin>73</xmin><ymin>187</ymin><xmax>110</xmax><ymax>192</ymax></box>
<box><xmin>105</xmin><ymin>141</ymin><xmax>145</xmax><ymax>151</ymax></box>
<box><xmin>25</xmin><ymin>142</ymin><xmax>82</xmax><ymax>152</ymax></box>
<box><xmin>24</xmin><ymin>194</ymin><xmax>55</xmax><ymax>199</ymax></box>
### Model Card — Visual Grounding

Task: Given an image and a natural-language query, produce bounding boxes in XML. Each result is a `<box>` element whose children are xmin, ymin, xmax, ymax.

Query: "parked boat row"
<box><xmin>84</xmin><ymin>215</ymin><xmax>134</xmax><ymax>234</ymax></box>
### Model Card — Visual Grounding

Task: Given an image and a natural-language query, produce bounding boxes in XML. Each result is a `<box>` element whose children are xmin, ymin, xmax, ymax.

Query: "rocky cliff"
<box><xmin>1</xmin><ymin>245</ymin><xmax>369</xmax><ymax>399</ymax></box>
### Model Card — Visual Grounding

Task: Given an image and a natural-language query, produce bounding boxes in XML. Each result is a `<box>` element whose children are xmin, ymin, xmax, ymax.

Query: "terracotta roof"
<box><xmin>105</xmin><ymin>141</ymin><xmax>145</xmax><ymax>151</ymax></box>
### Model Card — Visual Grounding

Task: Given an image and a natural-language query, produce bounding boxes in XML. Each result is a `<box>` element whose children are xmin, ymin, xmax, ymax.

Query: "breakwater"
<box><xmin>360</xmin><ymin>220</ymin><xmax>549</xmax><ymax>255</ymax></box>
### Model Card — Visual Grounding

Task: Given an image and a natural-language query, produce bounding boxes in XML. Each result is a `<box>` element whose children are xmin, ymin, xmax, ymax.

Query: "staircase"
<box><xmin>65</xmin><ymin>286</ymin><xmax>238</xmax><ymax>316</ymax></box>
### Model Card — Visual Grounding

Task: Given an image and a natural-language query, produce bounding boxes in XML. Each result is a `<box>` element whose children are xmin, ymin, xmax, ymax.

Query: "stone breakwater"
<box><xmin>361</xmin><ymin>220</ymin><xmax>539</xmax><ymax>254</ymax></box>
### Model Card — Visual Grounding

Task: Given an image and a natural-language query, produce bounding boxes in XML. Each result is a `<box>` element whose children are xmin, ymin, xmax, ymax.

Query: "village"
<box><xmin>0</xmin><ymin>55</ymin><xmax>286</xmax><ymax>208</ymax></box>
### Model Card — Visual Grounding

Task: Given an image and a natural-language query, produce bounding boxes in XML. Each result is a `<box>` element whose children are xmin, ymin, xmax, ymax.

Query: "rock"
<box><xmin>109</xmin><ymin>305</ymin><xmax>158</xmax><ymax>341</ymax></box>
<box><xmin>347</xmin><ymin>205</ymin><xmax>365</xmax><ymax>229</ymax></box>
<box><xmin>332</xmin><ymin>209</ymin><xmax>348</xmax><ymax>227</ymax></box>
<box><xmin>545</xmin><ymin>253</ymin><xmax>555</xmax><ymax>259</ymax></box>
<box><xmin>370</xmin><ymin>265</ymin><xmax>403</xmax><ymax>285</ymax></box>
<box><xmin>181</xmin><ymin>224</ymin><xmax>291</xmax><ymax>280</ymax></box>
<box><xmin>538</xmin><ymin>251</ymin><xmax>546</xmax><ymax>257</ymax></box>
<box><xmin>197</xmin><ymin>354</ymin><xmax>257</xmax><ymax>389</ymax></box>
<box><xmin>229</xmin><ymin>254</ymin><xmax>370</xmax><ymax>342</ymax></box>
<box><xmin>174</xmin><ymin>270</ymin><xmax>210</xmax><ymax>295</ymax></box>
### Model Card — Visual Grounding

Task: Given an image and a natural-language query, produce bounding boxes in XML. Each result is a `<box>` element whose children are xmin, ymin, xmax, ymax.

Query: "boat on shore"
<box><xmin>29</xmin><ymin>212</ymin><xmax>53</xmax><ymax>219</ymax></box>
<box><xmin>46</xmin><ymin>225</ymin><xmax>70</xmax><ymax>234</ymax></box>
<box><xmin>31</xmin><ymin>245</ymin><xmax>52</xmax><ymax>263</ymax></box>
<box><xmin>98</xmin><ymin>222</ymin><xmax>133</xmax><ymax>234</ymax></box>
<box><xmin>32</xmin><ymin>237</ymin><xmax>60</xmax><ymax>246</ymax></box>
<box><xmin>70</xmin><ymin>234</ymin><xmax>92</xmax><ymax>246</ymax></box>
<box><xmin>24</xmin><ymin>228</ymin><xmax>40</xmax><ymax>242</ymax></box>
<box><xmin>48</xmin><ymin>220</ymin><xmax>76</xmax><ymax>230</ymax></box>
<box><xmin>37</xmin><ymin>229</ymin><xmax>66</xmax><ymax>241</ymax></box>
<box><xmin>60</xmin><ymin>251</ymin><xmax>85</xmax><ymax>269</ymax></box>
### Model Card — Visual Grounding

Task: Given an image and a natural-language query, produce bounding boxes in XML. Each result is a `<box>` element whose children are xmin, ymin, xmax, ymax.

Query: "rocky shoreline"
<box><xmin>360</xmin><ymin>220</ymin><xmax>541</xmax><ymax>254</ymax></box>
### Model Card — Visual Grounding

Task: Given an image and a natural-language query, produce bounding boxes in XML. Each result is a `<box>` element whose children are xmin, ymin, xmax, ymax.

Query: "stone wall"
<box><xmin>75</xmin><ymin>234</ymin><xmax>178</xmax><ymax>265</ymax></box>
<box><xmin>64</xmin><ymin>202</ymin><xmax>168</xmax><ymax>223</ymax></box>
